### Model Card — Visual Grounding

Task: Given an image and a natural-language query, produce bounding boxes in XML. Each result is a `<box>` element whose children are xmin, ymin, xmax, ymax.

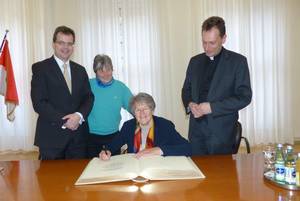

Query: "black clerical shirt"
<box><xmin>198</xmin><ymin>48</ymin><xmax>223</xmax><ymax>103</ymax></box>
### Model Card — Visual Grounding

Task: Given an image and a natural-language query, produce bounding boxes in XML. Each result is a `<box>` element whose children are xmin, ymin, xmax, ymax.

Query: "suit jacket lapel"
<box><xmin>207</xmin><ymin>48</ymin><xmax>229</xmax><ymax>100</ymax></box>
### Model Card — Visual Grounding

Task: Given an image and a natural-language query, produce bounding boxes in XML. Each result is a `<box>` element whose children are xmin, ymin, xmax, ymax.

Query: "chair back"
<box><xmin>233</xmin><ymin>121</ymin><xmax>242</xmax><ymax>154</ymax></box>
<box><xmin>233</xmin><ymin>121</ymin><xmax>251</xmax><ymax>154</ymax></box>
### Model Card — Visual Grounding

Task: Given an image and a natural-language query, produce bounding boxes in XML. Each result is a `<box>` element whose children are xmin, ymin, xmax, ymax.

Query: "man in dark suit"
<box><xmin>182</xmin><ymin>16</ymin><xmax>252</xmax><ymax>155</ymax></box>
<box><xmin>31</xmin><ymin>26</ymin><xmax>94</xmax><ymax>159</ymax></box>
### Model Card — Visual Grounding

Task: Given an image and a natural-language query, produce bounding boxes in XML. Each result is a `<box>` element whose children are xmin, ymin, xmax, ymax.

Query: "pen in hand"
<box><xmin>100</xmin><ymin>145</ymin><xmax>111</xmax><ymax>161</ymax></box>
<box><xmin>102</xmin><ymin>145</ymin><xmax>108</xmax><ymax>154</ymax></box>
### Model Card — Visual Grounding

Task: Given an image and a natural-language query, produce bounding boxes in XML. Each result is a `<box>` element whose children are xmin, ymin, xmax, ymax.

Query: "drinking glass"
<box><xmin>263</xmin><ymin>144</ymin><xmax>275</xmax><ymax>172</ymax></box>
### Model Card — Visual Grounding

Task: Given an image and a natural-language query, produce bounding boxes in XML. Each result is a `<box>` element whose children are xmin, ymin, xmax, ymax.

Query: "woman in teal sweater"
<box><xmin>87</xmin><ymin>54</ymin><xmax>132</xmax><ymax>158</ymax></box>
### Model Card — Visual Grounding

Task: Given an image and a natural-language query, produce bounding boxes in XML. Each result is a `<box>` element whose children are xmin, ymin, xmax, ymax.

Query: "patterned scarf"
<box><xmin>133</xmin><ymin>118</ymin><xmax>154</xmax><ymax>153</ymax></box>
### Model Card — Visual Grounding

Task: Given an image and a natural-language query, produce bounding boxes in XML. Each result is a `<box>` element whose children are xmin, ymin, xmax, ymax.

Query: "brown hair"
<box><xmin>52</xmin><ymin>26</ymin><xmax>75</xmax><ymax>43</ymax></box>
<box><xmin>202</xmin><ymin>16</ymin><xmax>226</xmax><ymax>37</ymax></box>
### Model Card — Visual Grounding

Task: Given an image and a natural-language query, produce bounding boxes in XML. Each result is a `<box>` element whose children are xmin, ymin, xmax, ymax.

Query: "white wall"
<box><xmin>156</xmin><ymin>0</ymin><xmax>194</xmax><ymax>139</ymax></box>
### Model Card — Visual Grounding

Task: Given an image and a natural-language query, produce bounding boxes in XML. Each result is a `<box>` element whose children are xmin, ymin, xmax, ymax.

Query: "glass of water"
<box><xmin>263</xmin><ymin>144</ymin><xmax>275</xmax><ymax>172</ymax></box>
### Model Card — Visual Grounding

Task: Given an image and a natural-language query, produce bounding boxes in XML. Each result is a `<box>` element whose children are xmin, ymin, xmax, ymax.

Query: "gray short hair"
<box><xmin>130</xmin><ymin>92</ymin><xmax>156</xmax><ymax>114</ymax></box>
<box><xmin>93</xmin><ymin>54</ymin><xmax>113</xmax><ymax>73</ymax></box>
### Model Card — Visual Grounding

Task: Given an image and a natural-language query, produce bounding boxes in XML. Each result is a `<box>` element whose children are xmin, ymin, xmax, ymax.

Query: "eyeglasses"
<box><xmin>55</xmin><ymin>41</ymin><xmax>74</xmax><ymax>47</ymax></box>
<box><xmin>134</xmin><ymin>107</ymin><xmax>151</xmax><ymax>114</ymax></box>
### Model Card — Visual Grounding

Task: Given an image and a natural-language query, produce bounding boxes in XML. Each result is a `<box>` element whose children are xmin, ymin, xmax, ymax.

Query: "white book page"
<box><xmin>138</xmin><ymin>156</ymin><xmax>205</xmax><ymax>180</ymax></box>
<box><xmin>75</xmin><ymin>154</ymin><xmax>139</xmax><ymax>185</ymax></box>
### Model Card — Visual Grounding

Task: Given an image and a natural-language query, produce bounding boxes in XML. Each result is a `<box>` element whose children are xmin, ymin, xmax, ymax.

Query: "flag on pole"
<box><xmin>0</xmin><ymin>39</ymin><xmax>19</xmax><ymax>121</ymax></box>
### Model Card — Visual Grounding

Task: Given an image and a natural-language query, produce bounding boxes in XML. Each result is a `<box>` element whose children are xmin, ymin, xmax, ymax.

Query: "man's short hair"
<box><xmin>202</xmin><ymin>16</ymin><xmax>226</xmax><ymax>37</ymax></box>
<box><xmin>52</xmin><ymin>26</ymin><xmax>75</xmax><ymax>43</ymax></box>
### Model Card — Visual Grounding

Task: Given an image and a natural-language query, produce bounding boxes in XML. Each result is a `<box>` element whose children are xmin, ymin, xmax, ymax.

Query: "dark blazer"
<box><xmin>181</xmin><ymin>48</ymin><xmax>252</xmax><ymax>154</ymax></box>
<box><xmin>107</xmin><ymin>116</ymin><xmax>192</xmax><ymax>156</ymax></box>
<box><xmin>31</xmin><ymin>56</ymin><xmax>94</xmax><ymax>148</ymax></box>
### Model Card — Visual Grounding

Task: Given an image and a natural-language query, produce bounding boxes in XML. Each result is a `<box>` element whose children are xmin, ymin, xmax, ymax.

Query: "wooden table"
<box><xmin>1</xmin><ymin>153</ymin><xmax>300</xmax><ymax>201</ymax></box>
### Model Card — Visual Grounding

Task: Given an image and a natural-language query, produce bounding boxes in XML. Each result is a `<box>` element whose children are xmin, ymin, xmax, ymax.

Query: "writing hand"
<box><xmin>99</xmin><ymin>150</ymin><xmax>112</xmax><ymax>161</ymax></box>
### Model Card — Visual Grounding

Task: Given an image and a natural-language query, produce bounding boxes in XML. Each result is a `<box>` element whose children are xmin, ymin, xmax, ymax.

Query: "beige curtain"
<box><xmin>0</xmin><ymin>0</ymin><xmax>298</xmax><ymax>151</ymax></box>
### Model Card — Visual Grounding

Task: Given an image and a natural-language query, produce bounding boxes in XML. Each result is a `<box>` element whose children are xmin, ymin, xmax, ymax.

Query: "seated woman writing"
<box><xmin>99</xmin><ymin>92</ymin><xmax>192</xmax><ymax>160</ymax></box>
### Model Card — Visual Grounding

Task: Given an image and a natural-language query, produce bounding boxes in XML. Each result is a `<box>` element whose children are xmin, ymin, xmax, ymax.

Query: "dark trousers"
<box><xmin>38</xmin><ymin>140</ymin><xmax>87</xmax><ymax>160</ymax></box>
<box><xmin>87</xmin><ymin>131</ymin><xmax>119</xmax><ymax>158</ymax></box>
<box><xmin>189</xmin><ymin>117</ymin><xmax>234</xmax><ymax>156</ymax></box>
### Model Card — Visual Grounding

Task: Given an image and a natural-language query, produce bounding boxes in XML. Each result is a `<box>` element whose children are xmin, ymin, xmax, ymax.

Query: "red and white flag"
<box><xmin>0</xmin><ymin>39</ymin><xmax>19</xmax><ymax>121</ymax></box>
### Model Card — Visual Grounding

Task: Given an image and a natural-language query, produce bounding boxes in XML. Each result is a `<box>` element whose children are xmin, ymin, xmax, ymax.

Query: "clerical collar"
<box><xmin>96</xmin><ymin>77</ymin><xmax>115</xmax><ymax>88</ymax></box>
<box><xmin>207</xmin><ymin>47</ymin><xmax>223</xmax><ymax>61</ymax></box>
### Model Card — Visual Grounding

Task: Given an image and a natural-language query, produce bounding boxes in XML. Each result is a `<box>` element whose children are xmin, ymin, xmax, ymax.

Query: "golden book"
<box><xmin>75</xmin><ymin>154</ymin><xmax>205</xmax><ymax>185</ymax></box>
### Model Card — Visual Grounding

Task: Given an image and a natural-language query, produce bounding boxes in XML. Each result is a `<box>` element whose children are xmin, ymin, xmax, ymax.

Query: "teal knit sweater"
<box><xmin>88</xmin><ymin>78</ymin><xmax>132</xmax><ymax>135</ymax></box>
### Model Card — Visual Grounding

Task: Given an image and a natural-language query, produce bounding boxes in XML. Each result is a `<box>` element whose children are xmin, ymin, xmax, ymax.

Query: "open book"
<box><xmin>75</xmin><ymin>154</ymin><xmax>205</xmax><ymax>185</ymax></box>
